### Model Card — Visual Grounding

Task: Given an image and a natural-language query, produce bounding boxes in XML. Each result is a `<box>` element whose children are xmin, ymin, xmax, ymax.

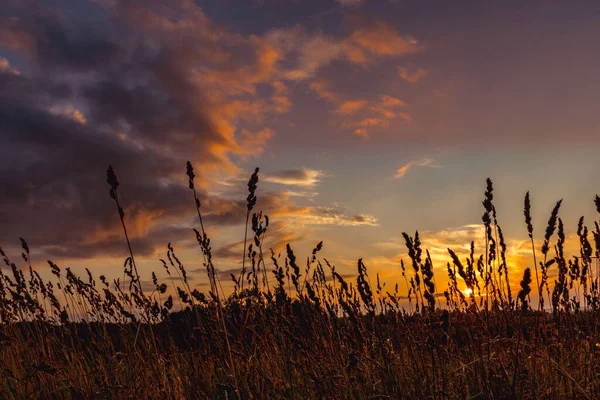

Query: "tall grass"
<box><xmin>1</xmin><ymin>164</ymin><xmax>600</xmax><ymax>399</ymax></box>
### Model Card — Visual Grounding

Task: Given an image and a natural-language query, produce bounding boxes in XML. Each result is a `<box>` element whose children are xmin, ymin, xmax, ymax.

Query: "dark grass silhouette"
<box><xmin>1</xmin><ymin>164</ymin><xmax>600</xmax><ymax>399</ymax></box>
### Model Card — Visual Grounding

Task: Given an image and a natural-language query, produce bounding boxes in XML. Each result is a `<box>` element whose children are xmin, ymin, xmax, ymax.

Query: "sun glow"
<box><xmin>463</xmin><ymin>288</ymin><xmax>473</xmax><ymax>296</ymax></box>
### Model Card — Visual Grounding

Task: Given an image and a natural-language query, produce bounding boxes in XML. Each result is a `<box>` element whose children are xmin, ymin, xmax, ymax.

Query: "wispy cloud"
<box><xmin>48</xmin><ymin>104</ymin><xmax>87</xmax><ymax>125</ymax></box>
<box><xmin>336</xmin><ymin>100</ymin><xmax>368</xmax><ymax>115</ymax></box>
<box><xmin>310</xmin><ymin>79</ymin><xmax>338</xmax><ymax>102</ymax></box>
<box><xmin>394</xmin><ymin>158</ymin><xmax>440</xmax><ymax>178</ymax></box>
<box><xmin>311</xmin><ymin>80</ymin><xmax>412</xmax><ymax>138</ymax></box>
<box><xmin>282</xmin><ymin>190</ymin><xmax>318</xmax><ymax>199</ymax></box>
<box><xmin>277</xmin><ymin>206</ymin><xmax>379</xmax><ymax>227</ymax></box>
<box><xmin>352</xmin><ymin>95</ymin><xmax>411</xmax><ymax>137</ymax></box>
<box><xmin>368</xmin><ymin>95</ymin><xmax>409</xmax><ymax>120</ymax></box>
<box><xmin>398</xmin><ymin>66</ymin><xmax>428</xmax><ymax>83</ymax></box>
<box><xmin>265</xmin><ymin>168</ymin><xmax>325</xmax><ymax>188</ymax></box>
<box><xmin>343</xmin><ymin>22</ymin><xmax>422</xmax><ymax>64</ymax></box>
<box><xmin>267</xmin><ymin>20</ymin><xmax>422</xmax><ymax>82</ymax></box>
<box><xmin>0</xmin><ymin>57</ymin><xmax>20</xmax><ymax>75</ymax></box>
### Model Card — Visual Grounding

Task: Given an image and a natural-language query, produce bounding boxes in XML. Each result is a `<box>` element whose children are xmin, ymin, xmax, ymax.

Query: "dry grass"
<box><xmin>1</xmin><ymin>164</ymin><xmax>600</xmax><ymax>399</ymax></box>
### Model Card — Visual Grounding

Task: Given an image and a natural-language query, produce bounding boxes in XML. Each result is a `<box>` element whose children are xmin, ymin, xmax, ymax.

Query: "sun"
<box><xmin>463</xmin><ymin>288</ymin><xmax>473</xmax><ymax>296</ymax></box>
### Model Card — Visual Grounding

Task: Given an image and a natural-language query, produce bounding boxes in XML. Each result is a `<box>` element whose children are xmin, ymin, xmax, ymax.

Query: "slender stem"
<box><xmin>189</xmin><ymin>179</ymin><xmax>238</xmax><ymax>397</ymax></box>
<box><xmin>114</xmin><ymin>193</ymin><xmax>143</xmax><ymax>299</ymax></box>
<box><xmin>240</xmin><ymin>211</ymin><xmax>250</xmax><ymax>291</ymax></box>
<box><xmin>257</xmin><ymin>230</ymin><xmax>270</xmax><ymax>294</ymax></box>
<box><xmin>191</xmin><ymin>189</ymin><xmax>217</xmax><ymax>299</ymax></box>
<box><xmin>528</xmin><ymin>236</ymin><xmax>540</xmax><ymax>310</ymax></box>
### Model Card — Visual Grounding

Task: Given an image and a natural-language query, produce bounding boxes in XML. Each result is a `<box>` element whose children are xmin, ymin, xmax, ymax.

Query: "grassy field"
<box><xmin>1</xmin><ymin>164</ymin><xmax>600</xmax><ymax>399</ymax></box>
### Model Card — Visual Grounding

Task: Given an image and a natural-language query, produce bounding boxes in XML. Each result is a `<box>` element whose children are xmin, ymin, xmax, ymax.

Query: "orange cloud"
<box><xmin>238</xmin><ymin>191</ymin><xmax>379</xmax><ymax>227</ymax></box>
<box><xmin>309</xmin><ymin>80</ymin><xmax>411</xmax><ymax>138</ymax></box>
<box><xmin>272</xmin><ymin>205</ymin><xmax>379</xmax><ymax>227</ymax></box>
<box><xmin>265</xmin><ymin>168</ymin><xmax>324</xmax><ymax>188</ymax></box>
<box><xmin>394</xmin><ymin>158</ymin><xmax>440</xmax><ymax>178</ymax></box>
<box><xmin>80</xmin><ymin>207</ymin><xmax>165</xmax><ymax>248</ymax></box>
<box><xmin>310</xmin><ymin>81</ymin><xmax>411</xmax><ymax>137</ymax></box>
<box><xmin>351</xmin><ymin>118</ymin><xmax>387</xmax><ymax>138</ymax></box>
<box><xmin>271</xmin><ymin>81</ymin><xmax>292</xmax><ymax>114</ymax></box>
<box><xmin>369</xmin><ymin>95</ymin><xmax>408</xmax><ymax>119</ymax></box>
<box><xmin>175</xmin><ymin>18</ymin><xmax>422</xmax><ymax>144</ymax></box>
<box><xmin>348</xmin><ymin>94</ymin><xmax>411</xmax><ymax>137</ymax></box>
<box><xmin>0</xmin><ymin>18</ymin><xmax>35</xmax><ymax>54</ymax></box>
<box><xmin>379</xmin><ymin>95</ymin><xmax>407</xmax><ymax>108</ymax></box>
<box><xmin>262</xmin><ymin>21</ymin><xmax>421</xmax><ymax>81</ymax></box>
<box><xmin>354</xmin><ymin>128</ymin><xmax>368</xmax><ymax>137</ymax></box>
<box><xmin>238</xmin><ymin>128</ymin><xmax>274</xmax><ymax>156</ymax></box>
<box><xmin>310</xmin><ymin>79</ymin><xmax>338</xmax><ymax>102</ymax></box>
<box><xmin>356</xmin><ymin>117</ymin><xmax>385</xmax><ymax>127</ymax></box>
<box><xmin>336</xmin><ymin>100</ymin><xmax>368</xmax><ymax>115</ymax></box>
<box><xmin>343</xmin><ymin>22</ymin><xmax>422</xmax><ymax>64</ymax></box>
<box><xmin>252</xmin><ymin>41</ymin><xmax>282</xmax><ymax>83</ymax></box>
<box><xmin>49</xmin><ymin>104</ymin><xmax>87</xmax><ymax>125</ymax></box>
<box><xmin>0</xmin><ymin>57</ymin><xmax>20</xmax><ymax>75</ymax></box>
<box><xmin>284</xmin><ymin>34</ymin><xmax>344</xmax><ymax>81</ymax></box>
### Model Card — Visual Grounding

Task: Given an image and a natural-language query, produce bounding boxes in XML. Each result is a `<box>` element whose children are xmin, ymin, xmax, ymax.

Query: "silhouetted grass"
<box><xmin>1</xmin><ymin>164</ymin><xmax>600</xmax><ymax>399</ymax></box>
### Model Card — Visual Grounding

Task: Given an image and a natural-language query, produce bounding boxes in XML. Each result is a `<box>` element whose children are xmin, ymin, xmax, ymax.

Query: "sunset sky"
<box><xmin>2</xmin><ymin>0</ymin><xmax>600</xmax><ymax>298</ymax></box>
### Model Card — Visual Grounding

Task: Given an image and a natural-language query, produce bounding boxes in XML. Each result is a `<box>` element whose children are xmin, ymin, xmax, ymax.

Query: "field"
<box><xmin>1</xmin><ymin>164</ymin><xmax>600</xmax><ymax>399</ymax></box>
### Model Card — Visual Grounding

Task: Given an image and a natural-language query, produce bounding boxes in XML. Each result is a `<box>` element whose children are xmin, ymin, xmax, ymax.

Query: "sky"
<box><xmin>1</xmin><ymin>0</ymin><xmax>600</xmax><ymax>301</ymax></box>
